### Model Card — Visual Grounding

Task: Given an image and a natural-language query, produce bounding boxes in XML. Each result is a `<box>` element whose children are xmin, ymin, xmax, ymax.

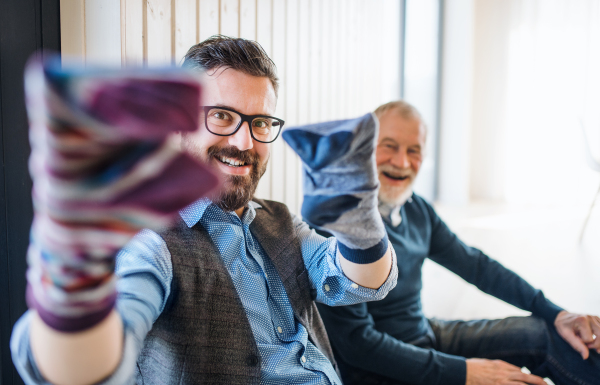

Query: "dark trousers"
<box><xmin>339</xmin><ymin>316</ymin><xmax>600</xmax><ymax>385</ymax></box>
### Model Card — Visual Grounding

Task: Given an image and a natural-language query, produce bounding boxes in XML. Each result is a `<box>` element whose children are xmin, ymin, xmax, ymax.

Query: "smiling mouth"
<box><xmin>382</xmin><ymin>171</ymin><xmax>410</xmax><ymax>181</ymax></box>
<box><xmin>217</xmin><ymin>156</ymin><xmax>248</xmax><ymax>168</ymax></box>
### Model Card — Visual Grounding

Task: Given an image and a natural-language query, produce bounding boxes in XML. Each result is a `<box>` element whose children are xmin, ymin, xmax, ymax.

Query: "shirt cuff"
<box><xmin>335</xmin><ymin>244</ymin><xmax>398</xmax><ymax>300</ymax></box>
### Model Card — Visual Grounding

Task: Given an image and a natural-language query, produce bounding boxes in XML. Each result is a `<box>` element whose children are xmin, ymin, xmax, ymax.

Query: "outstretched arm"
<box><xmin>422</xmin><ymin>199</ymin><xmax>564</xmax><ymax>325</ymax></box>
<box><xmin>13</xmin><ymin>58</ymin><xmax>217</xmax><ymax>385</ymax></box>
<box><xmin>318</xmin><ymin>302</ymin><xmax>547</xmax><ymax>385</ymax></box>
<box><xmin>316</xmin><ymin>302</ymin><xmax>466</xmax><ymax>385</ymax></box>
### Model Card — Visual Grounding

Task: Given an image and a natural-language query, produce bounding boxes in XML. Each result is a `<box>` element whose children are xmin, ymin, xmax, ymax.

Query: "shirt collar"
<box><xmin>378</xmin><ymin>195</ymin><xmax>413</xmax><ymax>227</ymax></box>
<box><xmin>179</xmin><ymin>197</ymin><xmax>263</xmax><ymax>228</ymax></box>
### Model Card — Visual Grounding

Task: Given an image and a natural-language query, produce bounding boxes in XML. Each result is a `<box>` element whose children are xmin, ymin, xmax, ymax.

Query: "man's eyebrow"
<box><xmin>379</xmin><ymin>137</ymin><xmax>398</xmax><ymax>145</ymax></box>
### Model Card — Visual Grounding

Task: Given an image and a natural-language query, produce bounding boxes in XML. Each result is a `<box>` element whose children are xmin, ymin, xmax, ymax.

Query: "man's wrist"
<box><xmin>530</xmin><ymin>291</ymin><xmax>564</xmax><ymax>326</ymax></box>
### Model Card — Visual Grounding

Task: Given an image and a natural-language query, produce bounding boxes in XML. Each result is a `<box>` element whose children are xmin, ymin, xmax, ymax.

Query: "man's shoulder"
<box><xmin>406</xmin><ymin>193</ymin><xmax>437</xmax><ymax>218</ymax></box>
<box><xmin>251</xmin><ymin>198</ymin><xmax>292</xmax><ymax>216</ymax></box>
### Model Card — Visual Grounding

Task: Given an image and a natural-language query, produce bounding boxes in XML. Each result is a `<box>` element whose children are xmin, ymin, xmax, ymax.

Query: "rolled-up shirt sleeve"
<box><xmin>293</xmin><ymin>215</ymin><xmax>398</xmax><ymax>306</ymax></box>
<box><xmin>10</xmin><ymin>229</ymin><xmax>173</xmax><ymax>385</ymax></box>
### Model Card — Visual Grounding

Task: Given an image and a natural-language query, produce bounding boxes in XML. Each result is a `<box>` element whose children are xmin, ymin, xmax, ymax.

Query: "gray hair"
<box><xmin>374</xmin><ymin>100</ymin><xmax>422</xmax><ymax>121</ymax></box>
<box><xmin>374</xmin><ymin>100</ymin><xmax>427</xmax><ymax>138</ymax></box>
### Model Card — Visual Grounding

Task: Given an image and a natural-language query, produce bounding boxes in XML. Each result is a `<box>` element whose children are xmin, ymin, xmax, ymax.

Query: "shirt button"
<box><xmin>324</xmin><ymin>284</ymin><xmax>330</xmax><ymax>292</ymax></box>
<box><xmin>247</xmin><ymin>354</ymin><xmax>259</xmax><ymax>367</ymax></box>
<box><xmin>301</xmin><ymin>356</ymin><xmax>307</xmax><ymax>363</ymax></box>
<box><xmin>351</xmin><ymin>283</ymin><xmax>359</xmax><ymax>289</ymax></box>
<box><xmin>277</xmin><ymin>326</ymin><xmax>283</xmax><ymax>333</ymax></box>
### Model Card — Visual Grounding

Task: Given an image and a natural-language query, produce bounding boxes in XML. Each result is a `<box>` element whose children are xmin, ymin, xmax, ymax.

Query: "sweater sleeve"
<box><xmin>423</xmin><ymin>201</ymin><xmax>564</xmax><ymax>325</ymax></box>
<box><xmin>316</xmin><ymin>302</ymin><xmax>466</xmax><ymax>385</ymax></box>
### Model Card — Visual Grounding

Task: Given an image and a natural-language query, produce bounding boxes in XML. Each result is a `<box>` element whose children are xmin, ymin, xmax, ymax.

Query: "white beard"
<box><xmin>378</xmin><ymin>182</ymin><xmax>414</xmax><ymax>207</ymax></box>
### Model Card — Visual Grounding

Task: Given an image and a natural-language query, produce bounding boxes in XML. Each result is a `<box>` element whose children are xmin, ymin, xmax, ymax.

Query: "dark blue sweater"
<box><xmin>317</xmin><ymin>194</ymin><xmax>563</xmax><ymax>385</ymax></box>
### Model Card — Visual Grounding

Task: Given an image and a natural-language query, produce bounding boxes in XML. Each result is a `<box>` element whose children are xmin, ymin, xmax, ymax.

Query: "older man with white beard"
<box><xmin>316</xmin><ymin>100</ymin><xmax>600</xmax><ymax>385</ymax></box>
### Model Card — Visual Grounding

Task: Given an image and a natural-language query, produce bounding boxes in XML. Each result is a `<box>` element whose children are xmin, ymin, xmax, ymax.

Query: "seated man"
<box><xmin>317</xmin><ymin>100</ymin><xmax>600</xmax><ymax>385</ymax></box>
<box><xmin>11</xmin><ymin>36</ymin><xmax>397</xmax><ymax>385</ymax></box>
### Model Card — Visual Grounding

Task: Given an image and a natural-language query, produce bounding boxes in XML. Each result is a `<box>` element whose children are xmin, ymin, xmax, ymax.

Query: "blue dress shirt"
<box><xmin>11</xmin><ymin>198</ymin><xmax>397</xmax><ymax>384</ymax></box>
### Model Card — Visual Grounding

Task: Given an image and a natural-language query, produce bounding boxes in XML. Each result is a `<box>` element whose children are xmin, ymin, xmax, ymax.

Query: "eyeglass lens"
<box><xmin>205</xmin><ymin>108</ymin><xmax>281</xmax><ymax>143</ymax></box>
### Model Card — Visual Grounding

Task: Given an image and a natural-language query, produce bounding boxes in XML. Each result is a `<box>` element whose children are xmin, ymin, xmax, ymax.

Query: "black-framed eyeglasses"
<box><xmin>201</xmin><ymin>106</ymin><xmax>285</xmax><ymax>143</ymax></box>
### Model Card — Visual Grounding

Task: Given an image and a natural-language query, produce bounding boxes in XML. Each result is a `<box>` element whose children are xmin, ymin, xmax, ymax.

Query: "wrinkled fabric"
<box><xmin>24</xmin><ymin>56</ymin><xmax>219</xmax><ymax>332</ymax></box>
<box><xmin>282</xmin><ymin>113</ymin><xmax>388</xmax><ymax>264</ymax></box>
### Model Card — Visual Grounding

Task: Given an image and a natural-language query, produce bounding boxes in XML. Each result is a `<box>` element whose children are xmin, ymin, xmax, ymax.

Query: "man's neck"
<box><xmin>235</xmin><ymin>206</ymin><xmax>245</xmax><ymax>218</ymax></box>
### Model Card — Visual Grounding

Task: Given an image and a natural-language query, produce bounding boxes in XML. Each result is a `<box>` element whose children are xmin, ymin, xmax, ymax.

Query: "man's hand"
<box><xmin>466</xmin><ymin>359</ymin><xmax>546</xmax><ymax>385</ymax></box>
<box><xmin>282</xmin><ymin>114</ymin><xmax>392</xmax><ymax>289</ymax></box>
<box><xmin>554</xmin><ymin>310</ymin><xmax>600</xmax><ymax>359</ymax></box>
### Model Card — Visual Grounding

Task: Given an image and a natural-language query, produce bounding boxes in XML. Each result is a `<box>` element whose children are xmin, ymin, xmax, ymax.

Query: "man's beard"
<box><xmin>377</xmin><ymin>164</ymin><xmax>416</xmax><ymax>207</ymax></box>
<box><xmin>207</xmin><ymin>145</ymin><xmax>267</xmax><ymax>212</ymax></box>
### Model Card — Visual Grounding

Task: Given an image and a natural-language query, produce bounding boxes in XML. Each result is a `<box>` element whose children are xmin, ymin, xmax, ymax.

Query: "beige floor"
<box><xmin>421</xmin><ymin>199</ymin><xmax>600</xmax><ymax>321</ymax></box>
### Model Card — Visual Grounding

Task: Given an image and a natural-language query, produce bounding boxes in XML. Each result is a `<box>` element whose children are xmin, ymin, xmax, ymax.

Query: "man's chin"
<box><xmin>210</xmin><ymin>172</ymin><xmax>261</xmax><ymax>212</ymax></box>
<box><xmin>379</xmin><ymin>185</ymin><xmax>414</xmax><ymax>207</ymax></box>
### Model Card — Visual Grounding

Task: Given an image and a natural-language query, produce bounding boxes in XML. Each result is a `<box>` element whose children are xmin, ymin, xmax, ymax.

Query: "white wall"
<box><xmin>437</xmin><ymin>0</ymin><xmax>474</xmax><ymax>205</ymax></box>
<box><xmin>60</xmin><ymin>0</ymin><xmax>403</xmax><ymax>215</ymax></box>
<box><xmin>438</xmin><ymin>0</ymin><xmax>600</xmax><ymax>205</ymax></box>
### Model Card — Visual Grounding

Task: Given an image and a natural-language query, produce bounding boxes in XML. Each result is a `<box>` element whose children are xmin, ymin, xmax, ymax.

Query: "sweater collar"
<box><xmin>378</xmin><ymin>195</ymin><xmax>413</xmax><ymax>227</ymax></box>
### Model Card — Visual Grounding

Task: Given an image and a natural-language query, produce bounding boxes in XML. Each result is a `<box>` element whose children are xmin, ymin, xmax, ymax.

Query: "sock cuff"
<box><xmin>337</xmin><ymin>232</ymin><xmax>389</xmax><ymax>264</ymax></box>
<box><xmin>26</xmin><ymin>284</ymin><xmax>117</xmax><ymax>333</ymax></box>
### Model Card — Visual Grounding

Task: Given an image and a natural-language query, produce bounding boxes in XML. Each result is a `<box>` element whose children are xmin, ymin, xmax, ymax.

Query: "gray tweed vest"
<box><xmin>135</xmin><ymin>199</ymin><xmax>338</xmax><ymax>384</ymax></box>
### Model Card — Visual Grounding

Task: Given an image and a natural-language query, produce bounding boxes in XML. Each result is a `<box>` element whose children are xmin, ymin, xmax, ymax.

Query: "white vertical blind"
<box><xmin>60</xmin><ymin>0</ymin><xmax>86</xmax><ymax>63</ymax></box>
<box><xmin>121</xmin><ymin>0</ymin><xmax>145</xmax><ymax>66</ymax></box>
<box><xmin>198</xmin><ymin>0</ymin><xmax>220</xmax><ymax>41</ymax></box>
<box><xmin>60</xmin><ymin>0</ymin><xmax>403</xmax><ymax>215</ymax></box>
<box><xmin>270</xmin><ymin>0</ymin><xmax>287</xmax><ymax>204</ymax></box>
<box><xmin>220</xmin><ymin>0</ymin><xmax>239</xmax><ymax>37</ymax></box>
<box><xmin>146</xmin><ymin>0</ymin><xmax>172</xmax><ymax>65</ymax></box>
<box><xmin>174</xmin><ymin>0</ymin><xmax>198</xmax><ymax>64</ymax></box>
<box><xmin>84</xmin><ymin>0</ymin><xmax>122</xmax><ymax>65</ymax></box>
<box><xmin>284</xmin><ymin>0</ymin><xmax>300</xmax><ymax>214</ymax></box>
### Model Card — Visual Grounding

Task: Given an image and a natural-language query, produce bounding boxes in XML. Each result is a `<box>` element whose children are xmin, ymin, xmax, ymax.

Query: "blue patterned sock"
<box><xmin>282</xmin><ymin>113</ymin><xmax>388</xmax><ymax>264</ymax></box>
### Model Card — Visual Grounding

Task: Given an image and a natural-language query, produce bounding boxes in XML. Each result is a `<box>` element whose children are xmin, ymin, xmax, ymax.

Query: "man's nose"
<box><xmin>228</xmin><ymin>121</ymin><xmax>254</xmax><ymax>151</ymax></box>
<box><xmin>391</xmin><ymin>150</ymin><xmax>411</xmax><ymax>169</ymax></box>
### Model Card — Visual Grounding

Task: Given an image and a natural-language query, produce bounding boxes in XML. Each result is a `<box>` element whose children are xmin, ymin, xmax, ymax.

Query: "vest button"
<box><xmin>247</xmin><ymin>354</ymin><xmax>259</xmax><ymax>367</ymax></box>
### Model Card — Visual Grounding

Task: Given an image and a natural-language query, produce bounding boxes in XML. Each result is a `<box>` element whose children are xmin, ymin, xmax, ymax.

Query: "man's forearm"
<box><xmin>30</xmin><ymin>310</ymin><xmax>123</xmax><ymax>385</ymax></box>
<box><xmin>317</xmin><ymin>302</ymin><xmax>467</xmax><ymax>385</ymax></box>
<box><xmin>339</xmin><ymin>245</ymin><xmax>393</xmax><ymax>289</ymax></box>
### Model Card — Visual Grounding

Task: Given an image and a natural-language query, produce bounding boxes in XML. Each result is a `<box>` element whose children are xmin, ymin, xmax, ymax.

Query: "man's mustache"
<box><xmin>207</xmin><ymin>145</ymin><xmax>260</xmax><ymax>168</ymax></box>
<box><xmin>378</xmin><ymin>165</ymin><xmax>415</xmax><ymax>179</ymax></box>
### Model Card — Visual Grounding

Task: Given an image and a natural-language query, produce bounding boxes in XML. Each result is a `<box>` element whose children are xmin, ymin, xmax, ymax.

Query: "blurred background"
<box><xmin>1</xmin><ymin>1</ymin><xmax>599</xmax><ymax>383</ymax></box>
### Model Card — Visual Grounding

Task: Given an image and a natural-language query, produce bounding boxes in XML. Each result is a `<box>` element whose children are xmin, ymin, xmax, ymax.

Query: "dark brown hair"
<box><xmin>183</xmin><ymin>35</ymin><xmax>279</xmax><ymax>96</ymax></box>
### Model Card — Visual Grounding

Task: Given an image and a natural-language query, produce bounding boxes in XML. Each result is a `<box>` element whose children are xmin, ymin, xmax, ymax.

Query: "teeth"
<box><xmin>220</xmin><ymin>156</ymin><xmax>246</xmax><ymax>167</ymax></box>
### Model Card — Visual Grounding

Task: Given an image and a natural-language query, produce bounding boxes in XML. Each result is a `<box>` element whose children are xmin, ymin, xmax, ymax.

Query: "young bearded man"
<box><xmin>317</xmin><ymin>100</ymin><xmax>600</xmax><ymax>385</ymax></box>
<box><xmin>11</xmin><ymin>36</ymin><xmax>397</xmax><ymax>385</ymax></box>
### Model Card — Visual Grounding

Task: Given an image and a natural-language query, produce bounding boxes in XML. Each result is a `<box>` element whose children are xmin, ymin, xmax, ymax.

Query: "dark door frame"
<box><xmin>0</xmin><ymin>1</ymin><xmax>60</xmax><ymax>384</ymax></box>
